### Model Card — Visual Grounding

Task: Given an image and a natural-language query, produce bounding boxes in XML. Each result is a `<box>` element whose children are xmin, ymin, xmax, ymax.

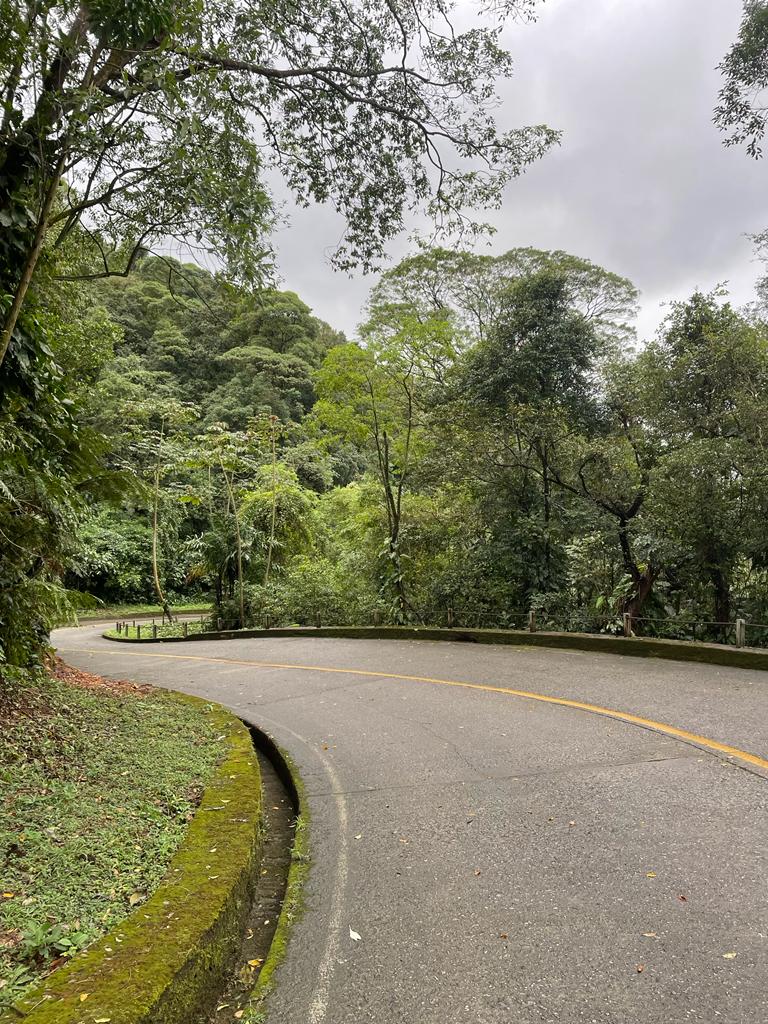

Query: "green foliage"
<box><xmin>0</xmin><ymin>283</ymin><xmax>116</xmax><ymax>670</ymax></box>
<box><xmin>716</xmin><ymin>1</ymin><xmax>768</xmax><ymax>157</ymax></box>
<box><xmin>7</xmin><ymin>231</ymin><xmax>768</xmax><ymax>658</ymax></box>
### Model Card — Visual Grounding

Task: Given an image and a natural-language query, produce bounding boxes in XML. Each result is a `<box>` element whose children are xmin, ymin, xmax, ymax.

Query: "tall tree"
<box><xmin>367</xmin><ymin>246</ymin><xmax>638</xmax><ymax>346</ymax></box>
<box><xmin>314</xmin><ymin>315</ymin><xmax>452</xmax><ymax>621</ymax></box>
<box><xmin>0</xmin><ymin>0</ymin><xmax>556</xmax><ymax>374</ymax></box>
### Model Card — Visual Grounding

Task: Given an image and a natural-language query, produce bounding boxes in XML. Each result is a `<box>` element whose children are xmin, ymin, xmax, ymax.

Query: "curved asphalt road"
<box><xmin>54</xmin><ymin>626</ymin><xmax>768</xmax><ymax>1024</ymax></box>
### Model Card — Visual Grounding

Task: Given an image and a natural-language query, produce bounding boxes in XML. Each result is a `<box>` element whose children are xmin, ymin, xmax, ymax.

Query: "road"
<box><xmin>55</xmin><ymin>626</ymin><xmax>768</xmax><ymax>1024</ymax></box>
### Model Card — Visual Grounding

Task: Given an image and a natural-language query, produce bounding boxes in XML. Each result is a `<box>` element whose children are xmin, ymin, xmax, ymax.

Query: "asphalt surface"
<box><xmin>54</xmin><ymin>626</ymin><xmax>768</xmax><ymax>1024</ymax></box>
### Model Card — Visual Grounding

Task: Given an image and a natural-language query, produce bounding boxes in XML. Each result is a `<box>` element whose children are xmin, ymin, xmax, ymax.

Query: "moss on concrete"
<box><xmin>241</xmin><ymin>741</ymin><xmax>310</xmax><ymax>1024</ymax></box>
<box><xmin>1</xmin><ymin>698</ymin><xmax>262</xmax><ymax>1024</ymax></box>
<box><xmin>104</xmin><ymin>624</ymin><xmax>768</xmax><ymax>672</ymax></box>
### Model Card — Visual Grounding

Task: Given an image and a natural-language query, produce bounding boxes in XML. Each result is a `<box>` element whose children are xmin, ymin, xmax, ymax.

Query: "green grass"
<box><xmin>76</xmin><ymin>602</ymin><xmax>211</xmax><ymax>622</ymax></box>
<box><xmin>105</xmin><ymin>621</ymin><xmax>210</xmax><ymax>640</ymax></box>
<box><xmin>0</xmin><ymin>668</ymin><xmax>224</xmax><ymax>1009</ymax></box>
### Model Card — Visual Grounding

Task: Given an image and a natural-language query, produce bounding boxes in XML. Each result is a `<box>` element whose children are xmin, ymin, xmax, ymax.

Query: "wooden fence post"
<box><xmin>447</xmin><ymin>607</ymin><xmax>455</xmax><ymax>629</ymax></box>
<box><xmin>528</xmin><ymin>610</ymin><xmax>537</xmax><ymax>633</ymax></box>
<box><xmin>623</xmin><ymin>613</ymin><xmax>632</xmax><ymax>637</ymax></box>
<box><xmin>136</xmin><ymin>624</ymin><xmax>141</xmax><ymax>640</ymax></box>
<box><xmin>183</xmin><ymin>622</ymin><xmax>188</xmax><ymax>638</ymax></box>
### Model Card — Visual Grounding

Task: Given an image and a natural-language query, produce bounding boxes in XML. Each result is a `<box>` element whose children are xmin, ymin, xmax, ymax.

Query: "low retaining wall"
<box><xmin>2</xmin><ymin>697</ymin><xmax>263</xmax><ymax>1024</ymax></box>
<box><xmin>104</xmin><ymin>624</ymin><xmax>768</xmax><ymax>672</ymax></box>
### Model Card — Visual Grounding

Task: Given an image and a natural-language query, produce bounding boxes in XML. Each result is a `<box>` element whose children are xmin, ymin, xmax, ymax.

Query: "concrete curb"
<box><xmin>243</xmin><ymin>728</ymin><xmax>310</xmax><ymax>1019</ymax></box>
<box><xmin>2</xmin><ymin>697</ymin><xmax>263</xmax><ymax>1024</ymax></box>
<box><xmin>102</xmin><ymin>624</ymin><xmax>768</xmax><ymax>672</ymax></box>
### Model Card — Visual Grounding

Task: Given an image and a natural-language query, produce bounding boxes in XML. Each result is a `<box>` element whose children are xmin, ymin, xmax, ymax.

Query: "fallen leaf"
<box><xmin>349</xmin><ymin>927</ymin><xmax>361</xmax><ymax>942</ymax></box>
<box><xmin>354</xmin><ymin>834</ymin><xmax>362</xmax><ymax>840</ymax></box>
<box><xmin>678</xmin><ymin>895</ymin><xmax>688</xmax><ymax>903</ymax></box>
<box><xmin>128</xmin><ymin>893</ymin><xmax>143</xmax><ymax>907</ymax></box>
<box><xmin>80</xmin><ymin>993</ymin><xmax>89</xmax><ymax>1001</ymax></box>
<box><xmin>723</xmin><ymin>952</ymin><xmax>738</xmax><ymax>960</ymax></box>
<box><xmin>248</xmin><ymin>958</ymin><xmax>262</xmax><ymax>967</ymax></box>
<box><xmin>636</xmin><ymin>965</ymin><xmax>645</xmax><ymax>974</ymax></box>
<box><xmin>499</xmin><ymin>933</ymin><xmax>508</xmax><ymax>940</ymax></box>
<box><xmin>646</xmin><ymin>872</ymin><xmax>656</xmax><ymax>879</ymax></box>
<box><xmin>1</xmin><ymin>893</ymin><xmax>14</xmax><ymax>899</ymax></box>
<box><xmin>474</xmin><ymin>870</ymin><xmax>481</xmax><ymax>876</ymax></box>
<box><xmin>642</xmin><ymin>932</ymin><xmax>658</xmax><ymax>938</ymax></box>
<box><xmin>95</xmin><ymin>1018</ymin><xmax>112</xmax><ymax>1023</ymax></box>
<box><xmin>234</xmin><ymin>1012</ymin><xmax>244</xmax><ymax>1020</ymax></box>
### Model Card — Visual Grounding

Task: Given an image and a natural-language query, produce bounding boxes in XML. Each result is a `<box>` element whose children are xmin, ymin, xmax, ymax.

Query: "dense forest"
<box><xmin>3</xmin><ymin>0</ymin><xmax>768</xmax><ymax>679</ymax></box>
<box><xmin>26</xmin><ymin>243</ymin><xmax>768</xmax><ymax>647</ymax></box>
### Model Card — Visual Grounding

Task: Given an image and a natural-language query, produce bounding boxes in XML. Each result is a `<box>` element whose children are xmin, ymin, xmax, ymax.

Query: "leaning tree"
<box><xmin>0</xmin><ymin>0</ymin><xmax>558</xmax><ymax>377</ymax></box>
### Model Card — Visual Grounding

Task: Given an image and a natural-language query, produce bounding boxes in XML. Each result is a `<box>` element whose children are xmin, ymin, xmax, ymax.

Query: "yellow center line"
<box><xmin>63</xmin><ymin>646</ymin><xmax>768</xmax><ymax>774</ymax></box>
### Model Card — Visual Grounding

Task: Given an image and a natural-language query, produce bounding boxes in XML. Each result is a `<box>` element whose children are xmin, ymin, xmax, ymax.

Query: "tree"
<box><xmin>715</xmin><ymin>1</ymin><xmax>768</xmax><ymax>157</ymax></box>
<box><xmin>191</xmin><ymin>426</ymin><xmax>261</xmax><ymax>629</ymax></box>
<box><xmin>367</xmin><ymin>246</ymin><xmax>638</xmax><ymax>346</ymax></box>
<box><xmin>0</xmin><ymin>0</ymin><xmax>557</xmax><ymax>375</ymax></box>
<box><xmin>458</xmin><ymin>268</ymin><xmax>607</xmax><ymax>594</ymax></box>
<box><xmin>638</xmin><ymin>292</ymin><xmax>768</xmax><ymax>628</ymax></box>
<box><xmin>314</xmin><ymin>315</ymin><xmax>452</xmax><ymax>620</ymax></box>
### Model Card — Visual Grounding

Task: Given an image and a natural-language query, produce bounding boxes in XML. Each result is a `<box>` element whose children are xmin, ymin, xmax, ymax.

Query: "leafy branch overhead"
<box><xmin>0</xmin><ymin>0</ymin><xmax>556</xmax><ymax>306</ymax></box>
<box><xmin>715</xmin><ymin>0</ymin><xmax>768</xmax><ymax>157</ymax></box>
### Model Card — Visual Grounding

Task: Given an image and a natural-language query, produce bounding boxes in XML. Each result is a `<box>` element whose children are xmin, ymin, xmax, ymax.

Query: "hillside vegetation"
<box><xmin>51</xmin><ymin>248</ymin><xmax>768</xmax><ymax>645</ymax></box>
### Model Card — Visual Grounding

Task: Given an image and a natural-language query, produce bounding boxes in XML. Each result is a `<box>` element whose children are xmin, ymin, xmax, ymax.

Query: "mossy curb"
<box><xmin>103</xmin><ymin>624</ymin><xmax>768</xmax><ymax>673</ymax></box>
<box><xmin>1</xmin><ymin>697</ymin><xmax>263</xmax><ymax>1024</ymax></box>
<box><xmin>242</xmin><ymin>731</ymin><xmax>310</xmax><ymax>1023</ymax></box>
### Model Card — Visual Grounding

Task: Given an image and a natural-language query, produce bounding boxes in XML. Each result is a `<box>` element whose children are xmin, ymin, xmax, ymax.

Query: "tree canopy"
<box><xmin>715</xmin><ymin>0</ymin><xmax>768</xmax><ymax>157</ymax></box>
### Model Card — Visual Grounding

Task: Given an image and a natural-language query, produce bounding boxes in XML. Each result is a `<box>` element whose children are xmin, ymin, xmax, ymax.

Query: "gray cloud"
<box><xmin>270</xmin><ymin>0</ymin><xmax>767</xmax><ymax>341</ymax></box>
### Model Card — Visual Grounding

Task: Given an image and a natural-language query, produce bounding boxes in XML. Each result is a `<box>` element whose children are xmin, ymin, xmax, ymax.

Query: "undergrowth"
<box><xmin>0</xmin><ymin>665</ymin><xmax>223</xmax><ymax>1008</ymax></box>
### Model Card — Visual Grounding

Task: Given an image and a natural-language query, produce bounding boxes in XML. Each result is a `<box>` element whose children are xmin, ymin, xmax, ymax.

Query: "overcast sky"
<box><xmin>268</xmin><ymin>0</ymin><xmax>767</xmax><ymax>342</ymax></box>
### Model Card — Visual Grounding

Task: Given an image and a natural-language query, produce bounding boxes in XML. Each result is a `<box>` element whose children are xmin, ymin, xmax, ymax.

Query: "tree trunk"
<box><xmin>264</xmin><ymin>416</ymin><xmax>278</xmax><ymax>588</ymax></box>
<box><xmin>617</xmin><ymin>519</ymin><xmax>658</xmax><ymax>630</ymax></box>
<box><xmin>0</xmin><ymin>149</ymin><xmax>68</xmax><ymax>367</ymax></box>
<box><xmin>710</xmin><ymin>564</ymin><xmax>731</xmax><ymax>640</ymax></box>
<box><xmin>219</xmin><ymin>460</ymin><xmax>245</xmax><ymax>628</ymax></box>
<box><xmin>541</xmin><ymin>443</ymin><xmax>552</xmax><ymax>586</ymax></box>
<box><xmin>625</xmin><ymin>570</ymin><xmax>658</xmax><ymax>623</ymax></box>
<box><xmin>151</xmin><ymin>425</ymin><xmax>174</xmax><ymax>624</ymax></box>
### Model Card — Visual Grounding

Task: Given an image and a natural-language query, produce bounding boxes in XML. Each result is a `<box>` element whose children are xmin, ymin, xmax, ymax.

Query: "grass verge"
<box><xmin>0</xmin><ymin>662</ymin><xmax>223</xmax><ymax>1010</ymax></box>
<box><xmin>76</xmin><ymin>603</ymin><xmax>211</xmax><ymax>623</ymax></box>
<box><xmin>104</xmin><ymin>622</ymin><xmax>208</xmax><ymax>640</ymax></box>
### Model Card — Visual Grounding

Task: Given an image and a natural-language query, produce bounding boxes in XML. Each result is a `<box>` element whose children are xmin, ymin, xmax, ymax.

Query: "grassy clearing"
<box><xmin>0</xmin><ymin>662</ymin><xmax>224</xmax><ymax>1009</ymax></box>
<box><xmin>76</xmin><ymin>602</ymin><xmax>211</xmax><ymax>622</ymax></box>
<box><xmin>105</xmin><ymin>621</ymin><xmax>210</xmax><ymax>640</ymax></box>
